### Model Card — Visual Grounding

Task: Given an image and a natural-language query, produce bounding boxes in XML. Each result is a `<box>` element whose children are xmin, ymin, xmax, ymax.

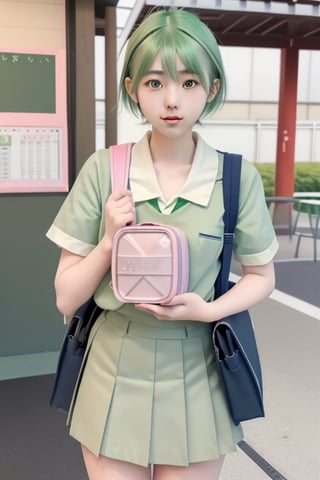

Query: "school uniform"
<box><xmin>46</xmin><ymin>132</ymin><xmax>278</xmax><ymax>467</ymax></box>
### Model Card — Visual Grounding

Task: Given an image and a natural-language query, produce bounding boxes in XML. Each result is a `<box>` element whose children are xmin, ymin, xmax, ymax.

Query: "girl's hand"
<box><xmin>135</xmin><ymin>292</ymin><xmax>212</xmax><ymax>323</ymax></box>
<box><xmin>103</xmin><ymin>188</ymin><xmax>135</xmax><ymax>245</ymax></box>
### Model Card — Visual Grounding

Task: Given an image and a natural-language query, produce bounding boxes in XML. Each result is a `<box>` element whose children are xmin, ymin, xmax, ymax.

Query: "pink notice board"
<box><xmin>0</xmin><ymin>49</ymin><xmax>69</xmax><ymax>193</ymax></box>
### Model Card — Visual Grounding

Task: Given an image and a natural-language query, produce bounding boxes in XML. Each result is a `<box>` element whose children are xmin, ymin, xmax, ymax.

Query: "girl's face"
<box><xmin>125</xmin><ymin>54</ymin><xmax>218</xmax><ymax>139</ymax></box>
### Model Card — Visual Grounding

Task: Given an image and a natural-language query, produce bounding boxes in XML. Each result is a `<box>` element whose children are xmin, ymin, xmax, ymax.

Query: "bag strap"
<box><xmin>214</xmin><ymin>152</ymin><xmax>243</xmax><ymax>298</ymax></box>
<box><xmin>110</xmin><ymin>143</ymin><xmax>134</xmax><ymax>191</ymax></box>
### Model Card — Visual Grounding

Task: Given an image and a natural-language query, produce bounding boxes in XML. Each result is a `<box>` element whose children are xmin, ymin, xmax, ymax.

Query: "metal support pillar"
<box><xmin>105</xmin><ymin>5</ymin><xmax>118</xmax><ymax>147</ymax></box>
<box><xmin>273</xmin><ymin>46</ymin><xmax>299</xmax><ymax>233</ymax></box>
<box><xmin>74</xmin><ymin>0</ymin><xmax>95</xmax><ymax>174</ymax></box>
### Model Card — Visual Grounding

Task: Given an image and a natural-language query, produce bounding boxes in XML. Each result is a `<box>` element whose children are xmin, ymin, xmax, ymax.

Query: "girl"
<box><xmin>47</xmin><ymin>8</ymin><xmax>278</xmax><ymax>480</ymax></box>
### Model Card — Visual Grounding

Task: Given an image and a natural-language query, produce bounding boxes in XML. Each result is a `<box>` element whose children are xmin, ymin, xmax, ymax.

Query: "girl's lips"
<box><xmin>162</xmin><ymin>116</ymin><xmax>182</xmax><ymax>120</ymax></box>
<box><xmin>161</xmin><ymin>116</ymin><xmax>183</xmax><ymax>124</ymax></box>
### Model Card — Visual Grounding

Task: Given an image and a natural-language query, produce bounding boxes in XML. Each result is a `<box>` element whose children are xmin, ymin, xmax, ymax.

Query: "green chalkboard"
<box><xmin>0</xmin><ymin>52</ymin><xmax>56</xmax><ymax>113</ymax></box>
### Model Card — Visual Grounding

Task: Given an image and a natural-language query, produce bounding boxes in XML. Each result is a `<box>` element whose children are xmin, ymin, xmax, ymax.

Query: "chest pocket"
<box><xmin>198</xmin><ymin>230</ymin><xmax>223</xmax><ymax>262</ymax></box>
<box><xmin>185</xmin><ymin>229</ymin><xmax>223</xmax><ymax>297</ymax></box>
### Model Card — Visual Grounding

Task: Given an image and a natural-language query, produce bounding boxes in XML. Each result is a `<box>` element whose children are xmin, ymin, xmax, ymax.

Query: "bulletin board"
<box><xmin>0</xmin><ymin>49</ymin><xmax>68</xmax><ymax>193</ymax></box>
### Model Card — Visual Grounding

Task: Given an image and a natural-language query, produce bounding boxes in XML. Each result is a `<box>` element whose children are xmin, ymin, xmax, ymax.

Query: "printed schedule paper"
<box><xmin>0</xmin><ymin>127</ymin><xmax>67</xmax><ymax>192</ymax></box>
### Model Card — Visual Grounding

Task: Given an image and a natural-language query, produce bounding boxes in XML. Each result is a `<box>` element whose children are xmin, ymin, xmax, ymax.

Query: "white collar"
<box><xmin>130</xmin><ymin>131</ymin><xmax>219</xmax><ymax>208</ymax></box>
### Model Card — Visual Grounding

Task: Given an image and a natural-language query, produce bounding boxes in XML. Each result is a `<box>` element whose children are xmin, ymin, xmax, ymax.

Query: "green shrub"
<box><xmin>253</xmin><ymin>162</ymin><xmax>320</xmax><ymax>196</ymax></box>
<box><xmin>294</xmin><ymin>163</ymin><xmax>320</xmax><ymax>192</ymax></box>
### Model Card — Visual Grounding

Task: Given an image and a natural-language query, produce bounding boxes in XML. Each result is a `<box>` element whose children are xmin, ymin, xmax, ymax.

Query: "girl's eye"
<box><xmin>148</xmin><ymin>79</ymin><xmax>162</xmax><ymax>89</ymax></box>
<box><xmin>183</xmin><ymin>79</ymin><xmax>197</xmax><ymax>88</ymax></box>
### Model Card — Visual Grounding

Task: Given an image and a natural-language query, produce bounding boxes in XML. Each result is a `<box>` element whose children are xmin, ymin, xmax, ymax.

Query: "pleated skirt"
<box><xmin>67</xmin><ymin>308</ymin><xmax>243</xmax><ymax>467</ymax></box>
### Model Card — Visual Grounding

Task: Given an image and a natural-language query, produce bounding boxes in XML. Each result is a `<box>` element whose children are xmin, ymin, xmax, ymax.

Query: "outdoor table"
<box><xmin>293</xmin><ymin>199</ymin><xmax>320</xmax><ymax>261</ymax></box>
<box><xmin>294</xmin><ymin>192</ymin><xmax>320</xmax><ymax>199</ymax></box>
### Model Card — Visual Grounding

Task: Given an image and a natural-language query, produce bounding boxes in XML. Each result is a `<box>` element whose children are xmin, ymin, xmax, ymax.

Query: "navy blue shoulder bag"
<box><xmin>213</xmin><ymin>152</ymin><xmax>265</xmax><ymax>424</ymax></box>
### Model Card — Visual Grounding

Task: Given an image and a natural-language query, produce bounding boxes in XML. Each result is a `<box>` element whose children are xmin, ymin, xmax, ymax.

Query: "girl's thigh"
<box><xmin>81</xmin><ymin>445</ymin><xmax>152</xmax><ymax>480</ymax></box>
<box><xmin>153</xmin><ymin>457</ymin><xmax>224</xmax><ymax>480</ymax></box>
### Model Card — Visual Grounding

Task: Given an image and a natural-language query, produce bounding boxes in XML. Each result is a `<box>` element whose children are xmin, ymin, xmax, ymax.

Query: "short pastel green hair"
<box><xmin>119</xmin><ymin>8</ymin><xmax>227</xmax><ymax>119</ymax></box>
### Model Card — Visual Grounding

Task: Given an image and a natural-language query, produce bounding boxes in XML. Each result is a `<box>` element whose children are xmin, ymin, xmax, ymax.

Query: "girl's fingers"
<box><xmin>111</xmin><ymin>188</ymin><xmax>133</xmax><ymax>201</ymax></box>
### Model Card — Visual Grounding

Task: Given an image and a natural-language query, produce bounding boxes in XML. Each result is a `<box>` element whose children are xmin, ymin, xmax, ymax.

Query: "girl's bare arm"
<box><xmin>135</xmin><ymin>261</ymin><xmax>275</xmax><ymax>323</ymax></box>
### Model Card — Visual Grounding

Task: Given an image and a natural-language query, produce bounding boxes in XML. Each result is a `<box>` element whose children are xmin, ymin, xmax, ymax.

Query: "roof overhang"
<box><xmin>95</xmin><ymin>0</ymin><xmax>320</xmax><ymax>52</ymax></box>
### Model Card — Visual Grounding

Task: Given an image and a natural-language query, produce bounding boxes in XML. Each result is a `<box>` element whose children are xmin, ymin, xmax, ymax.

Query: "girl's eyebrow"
<box><xmin>145</xmin><ymin>70</ymin><xmax>164</xmax><ymax>75</ymax></box>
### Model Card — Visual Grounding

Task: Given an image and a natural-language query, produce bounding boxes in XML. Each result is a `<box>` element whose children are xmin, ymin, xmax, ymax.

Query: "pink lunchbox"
<box><xmin>109</xmin><ymin>143</ymin><xmax>189</xmax><ymax>304</ymax></box>
<box><xmin>111</xmin><ymin>223</ymin><xmax>189</xmax><ymax>304</ymax></box>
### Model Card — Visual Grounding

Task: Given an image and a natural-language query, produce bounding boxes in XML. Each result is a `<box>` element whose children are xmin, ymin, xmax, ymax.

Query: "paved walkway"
<box><xmin>221</xmin><ymin>232</ymin><xmax>320</xmax><ymax>479</ymax></box>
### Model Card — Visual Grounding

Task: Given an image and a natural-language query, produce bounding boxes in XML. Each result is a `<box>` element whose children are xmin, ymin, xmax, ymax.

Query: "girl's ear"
<box><xmin>207</xmin><ymin>78</ymin><xmax>221</xmax><ymax>103</ymax></box>
<box><xmin>125</xmin><ymin>77</ymin><xmax>138</xmax><ymax>103</ymax></box>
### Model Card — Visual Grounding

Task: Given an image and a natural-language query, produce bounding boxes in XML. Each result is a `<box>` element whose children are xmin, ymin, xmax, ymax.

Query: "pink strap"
<box><xmin>110</xmin><ymin>143</ymin><xmax>134</xmax><ymax>191</ymax></box>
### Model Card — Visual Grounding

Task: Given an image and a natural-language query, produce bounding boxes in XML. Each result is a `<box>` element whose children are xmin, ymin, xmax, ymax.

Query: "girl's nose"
<box><xmin>165</xmin><ymin>85</ymin><xmax>180</xmax><ymax>109</ymax></box>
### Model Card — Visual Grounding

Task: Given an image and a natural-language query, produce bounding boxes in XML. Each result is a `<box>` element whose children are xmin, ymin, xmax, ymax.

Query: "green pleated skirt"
<box><xmin>67</xmin><ymin>307</ymin><xmax>243</xmax><ymax>467</ymax></box>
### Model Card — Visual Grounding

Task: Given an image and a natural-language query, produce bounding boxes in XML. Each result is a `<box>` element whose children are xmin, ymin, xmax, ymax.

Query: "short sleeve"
<box><xmin>46</xmin><ymin>149</ymin><xmax>111</xmax><ymax>256</ymax></box>
<box><xmin>233</xmin><ymin>159</ymin><xmax>278</xmax><ymax>265</ymax></box>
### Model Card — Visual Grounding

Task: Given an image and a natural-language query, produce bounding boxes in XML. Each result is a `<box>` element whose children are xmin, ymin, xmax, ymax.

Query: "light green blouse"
<box><xmin>46</xmin><ymin>132</ymin><xmax>278</xmax><ymax>312</ymax></box>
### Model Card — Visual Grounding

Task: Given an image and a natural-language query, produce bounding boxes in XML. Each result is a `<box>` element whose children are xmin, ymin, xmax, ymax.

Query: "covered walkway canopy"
<box><xmin>112</xmin><ymin>0</ymin><xmax>320</xmax><ymax>51</ymax></box>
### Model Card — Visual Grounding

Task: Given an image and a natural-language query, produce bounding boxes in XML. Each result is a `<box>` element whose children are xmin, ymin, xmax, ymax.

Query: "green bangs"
<box><xmin>120</xmin><ymin>9</ymin><xmax>226</xmax><ymax>119</ymax></box>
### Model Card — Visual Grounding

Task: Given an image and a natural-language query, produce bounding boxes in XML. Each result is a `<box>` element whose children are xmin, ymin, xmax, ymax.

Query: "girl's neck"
<box><xmin>148</xmin><ymin>130</ymin><xmax>196</xmax><ymax>166</ymax></box>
